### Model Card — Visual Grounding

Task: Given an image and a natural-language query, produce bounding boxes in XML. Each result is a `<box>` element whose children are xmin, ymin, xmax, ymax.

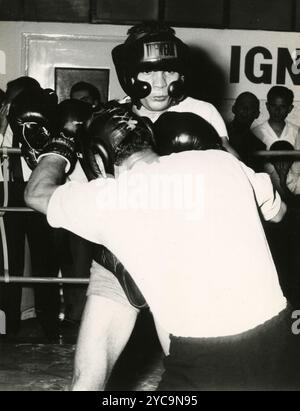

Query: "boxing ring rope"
<box><xmin>0</xmin><ymin>147</ymin><xmax>21</xmax><ymax>154</ymax></box>
<box><xmin>1</xmin><ymin>146</ymin><xmax>300</xmax><ymax>285</ymax></box>
<box><xmin>0</xmin><ymin>146</ymin><xmax>89</xmax><ymax>285</ymax></box>
<box><xmin>0</xmin><ymin>277</ymin><xmax>89</xmax><ymax>284</ymax></box>
<box><xmin>0</xmin><ymin>207</ymin><xmax>34</xmax><ymax>212</ymax></box>
<box><xmin>254</xmin><ymin>150</ymin><xmax>300</xmax><ymax>158</ymax></box>
<box><xmin>0</xmin><ymin>147</ymin><xmax>10</xmax><ymax>284</ymax></box>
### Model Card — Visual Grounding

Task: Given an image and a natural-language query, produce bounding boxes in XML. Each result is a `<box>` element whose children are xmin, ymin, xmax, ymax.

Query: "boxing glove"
<box><xmin>153</xmin><ymin>111</ymin><xmax>222</xmax><ymax>156</ymax></box>
<box><xmin>40</xmin><ymin>99</ymin><xmax>93</xmax><ymax>174</ymax></box>
<box><xmin>94</xmin><ymin>244</ymin><xmax>148</xmax><ymax>309</ymax></box>
<box><xmin>8</xmin><ymin>88</ymin><xmax>57</xmax><ymax>169</ymax></box>
<box><xmin>80</xmin><ymin>101</ymin><xmax>155</xmax><ymax>180</ymax></box>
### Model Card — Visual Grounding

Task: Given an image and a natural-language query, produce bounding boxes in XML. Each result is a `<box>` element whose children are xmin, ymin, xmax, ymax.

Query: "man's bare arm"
<box><xmin>24</xmin><ymin>155</ymin><xmax>67</xmax><ymax>214</ymax></box>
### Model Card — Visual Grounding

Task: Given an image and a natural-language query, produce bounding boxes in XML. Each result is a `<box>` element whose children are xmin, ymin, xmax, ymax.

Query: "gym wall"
<box><xmin>0</xmin><ymin>0</ymin><xmax>299</xmax><ymax>124</ymax></box>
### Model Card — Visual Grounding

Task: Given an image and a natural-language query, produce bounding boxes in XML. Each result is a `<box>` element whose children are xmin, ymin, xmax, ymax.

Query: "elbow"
<box><xmin>24</xmin><ymin>184</ymin><xmax>37</xmax><ymax>210</ymax></box>
<box><xmin>24</xmin><ymin>183</ymin><xmax>47</xmax><ymax>215</ymax></box>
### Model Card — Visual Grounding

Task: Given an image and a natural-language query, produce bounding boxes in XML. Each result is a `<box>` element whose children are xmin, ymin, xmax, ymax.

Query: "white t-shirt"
<box><xmin>0</xmin><ymin>125</ymin><xmax>32</xmax><ymax>182</ymax></box>
<box><xmin>252</xmin><ymin>120</ymin><xmax>300</xmax><ymax>150</ymax></box>
<box><xmin>134</xmin><ymin>96</ymin><xmax>228</xmax><ymax>138</ymax></box>
<box><xmin>47</xmin><ymin>150</ymin><xmax>286</xmax><ymax>338</ymax></box>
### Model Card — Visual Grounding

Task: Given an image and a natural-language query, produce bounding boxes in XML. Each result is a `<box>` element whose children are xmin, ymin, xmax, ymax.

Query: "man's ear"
<box><xmin>254</xmin><ymin>109</ymin><xmax>260</xmax><ymax>119</ymax></box>
<box><xmin>232</xmin><ymin>104</ymin><xmax>236</xmax><ymax>115</ymax></box>
<box><xmin>288</xmin><ymin>104</ymin><xmax>294</xmax><ymax>113</ymax></box>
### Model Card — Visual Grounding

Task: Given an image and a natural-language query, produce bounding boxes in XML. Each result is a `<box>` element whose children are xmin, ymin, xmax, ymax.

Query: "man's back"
<box><xmin>48</xmin><ymin>150</ymin><xmax>286</xmax><ymax>339</ymax></box>
<box><xmin>113</xmin><ymin>150</ymin><xmax>285</xmax><ymax>337</ymax></box>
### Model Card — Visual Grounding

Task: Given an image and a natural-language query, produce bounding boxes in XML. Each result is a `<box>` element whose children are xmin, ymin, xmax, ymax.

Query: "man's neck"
<box><xmin>132</xmin><ymin>105</ymin><xmax>163</xmax><ymax>122</ymax></box>
<box><xmin>116</xmin><ymin>149</ymin><xmax>158</xmax><ymax>175</ymax></box>
<box><xmin>231</xmin><ymin>119</ymin><xmax>252</xmax><ymax>132</ymax></box>
<box><xmin>268</xmin><ymin>120</ymin><xmax>286</xmax><ymax>137</ymax></box>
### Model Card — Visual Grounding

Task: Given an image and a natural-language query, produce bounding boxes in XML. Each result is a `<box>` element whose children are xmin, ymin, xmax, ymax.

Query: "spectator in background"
<box><xmin>70</xmin><ymin>81</ymin><xmax>103</xmax><ymax>111</ymax></box>
<box><xmin>253</xmin><ymin>86</ymin><xmax>300</xmax><ymax>195</ymax></box>
<box><xmin>253</xmin><ymin>86</ymin><xmax>299</xmax><ymax>149</ymax></box>
<box><xmin>0</xmin><ymin>77</ymin><xmax>61</xmax><ymax>342</ymax></box>
<box><xmin>227</xmin><ymin>92</ymin><xmax>265</xmax><ymax>171</ymax></box>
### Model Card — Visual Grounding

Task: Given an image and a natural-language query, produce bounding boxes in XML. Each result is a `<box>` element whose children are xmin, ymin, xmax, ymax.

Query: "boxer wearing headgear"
<box><xmin>112</xmin><ymin>23</ymin><xmax>188</xmax><ymax>103</ymax></box>
<box><xmin>112</xmin><ymin>22</ymin><xmax>235</xmax><ymax>157</ymax></box>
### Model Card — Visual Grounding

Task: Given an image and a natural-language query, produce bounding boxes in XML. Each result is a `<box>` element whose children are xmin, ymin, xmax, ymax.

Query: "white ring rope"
<box><xmin>0</xmin><ymin>147</ymin><xmax>10</xmax><ymax>283</ymax></box>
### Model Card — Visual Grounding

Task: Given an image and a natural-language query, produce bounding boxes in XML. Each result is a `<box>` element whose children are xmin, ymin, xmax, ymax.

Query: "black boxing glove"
<box><xmin>94</xmin><ymin>245</ymin><xmax>148</xmax><ymax>309</ymax></box>
<box><xmin>153</xmin><ymin>111</ymin><xmax>223</xmax><ymax>156</ymax></box>
<box><xmin>40</xmin><ymin>99</ymin><xmax>93</xmax><ymax>174</ymax></box>
<box><xmin>8</xmin><ymin>88</ymin><xmax>57</xmax><ymax>169</ymax></box>
<box><xmin>80</xmin><ymin>101</ymin><xmax>155</xmax><ymax>180</ymax></box>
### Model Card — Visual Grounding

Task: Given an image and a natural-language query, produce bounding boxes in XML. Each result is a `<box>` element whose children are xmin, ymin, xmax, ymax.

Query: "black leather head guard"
<box><xmin>112</xmin><ymin>30</ymin><xmax>189</xmax><ymax>101</ymax></box>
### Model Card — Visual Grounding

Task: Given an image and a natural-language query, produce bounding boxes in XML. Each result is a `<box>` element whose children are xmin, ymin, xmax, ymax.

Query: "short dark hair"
<box><xmin>5</xmin><ymin>76</ymin><xmax>40</xmax><ymax>103</ymax></box>
<box><xmin>153</xmin><ymin>112</ymin><xmax>223</xmax><ymax>156</ymax></box>
<box><xmin>7</xmin><ymin>76</ymin><xmax>40</xmax><ymax>93</ymax></box>
<box><xmin>269</xmin><ymin>140</ymin><xmax>294</xmax><ymax>166</ymax></box>
<box><xmin>70</xmin><ymin>81</ymin><xmax>101</xmax><ymax>103</ymax></box>
<box><xmin>267</xmin><ymin>86</ymin><xmax>294</xmax><ymax>106</ymax></box>
<box><xmin>235</xmin><ymin>92</ymin><xmax>260</xmax><ymax>110</ymax></box>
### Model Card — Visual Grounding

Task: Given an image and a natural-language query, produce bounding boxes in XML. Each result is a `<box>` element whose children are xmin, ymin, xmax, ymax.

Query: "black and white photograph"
<box><xmin>0</xmin><ymin>0</ymin><xmax>300</xmax><ymax>394</ymax></box>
